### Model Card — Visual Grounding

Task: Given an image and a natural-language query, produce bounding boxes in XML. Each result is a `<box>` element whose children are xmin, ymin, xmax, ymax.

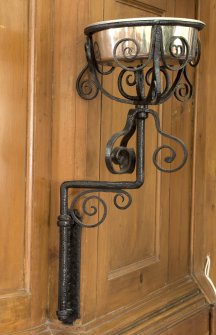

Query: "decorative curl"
<box><xmin>113</xmin><ymin>37</ymin><xmax>152</xmax><ymax>72</ymax></box>
<box><xmin>189</xmin><ymin>38</ymin><xmax>201</xmax><ymax>67</ymax></box>
<box><xmin>145</xmin><ymin>65</ymin><xmax>170</xmax><ymax>100</ymax></box>
<box><xmin>69</xmin><ymin>189</ymin><xmax>132</xmax><ymax>228</ymax></box>
<box><xmin>76</xmin><ymin>26</ymin><xmax>200</xmax><ymax>106</ymax></box>
<box><xmin>105</xmin><ymin>109</ymin><xmax>138</xmax><ymax>174</ymax></box>
<box><xmin>117</xmin><ymin>70</ymin><xmax>140</xmax><ymax>101</ymax></box>
<box><xmin>162</xmin><ymin>36</ymin><xmax>190</xmax><ymax>71</ymax></box>
<box><xmin>76</xmin><ymin>65</ymin><xmax>99</xmax><ymax>100</ymax></box>
<box><xmin>110</xmin><ymin>146</ymin><xmax>136</xmax><ymax>174</ymax></box>
<box><xmin>147</xmin><ymin>109</ymin><xmax>188</xmax><ymax>172</ymax></box>
<box><xmin>174</xmin><ymin>68</ymin><xmax>192</xmax><ymax>102</ymax></box>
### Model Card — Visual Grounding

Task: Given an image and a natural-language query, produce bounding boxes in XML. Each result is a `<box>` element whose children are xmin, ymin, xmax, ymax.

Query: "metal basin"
<box><xmin>85</xmin><ymin>18</ymin><xmax>205</xmax><ymax>66</ymax></box>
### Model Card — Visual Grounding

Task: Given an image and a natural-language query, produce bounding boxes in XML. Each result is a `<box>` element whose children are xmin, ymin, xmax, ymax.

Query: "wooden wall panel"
<box><xmin>192</xmin><ymin>0</ymin><xmax>216</xmax><ymax>304</ymax></box>
<box><xmin>168</xmin><ymin>0</ymin><xmax>196</xmax><ymax>282</ymax></box>
<box><xmin>0</xmin><ymin>0</ymin><xmax>212</xmax><ymax>334</ymax></box>
<box><xmin>95</xmin><ymin>4</ymin><xmax>169</xmax><ymax>318</ymax></box>
<box><xmin>0</xmin><ymin>0</ymin><xmax>53</xmax><ymax>333</ymax></box>
<box><xmin>0</xmin><ymin>0</ymin><xmax>28</xmax><ymax>292</ymax></box>
<box><xmin>49</xmin><ymin>0</ymin><xmax>104</xmax><ymax>322</ymax></box>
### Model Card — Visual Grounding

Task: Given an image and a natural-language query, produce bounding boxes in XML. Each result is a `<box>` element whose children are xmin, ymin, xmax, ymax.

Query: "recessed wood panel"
<box><xmin>93</xmin><ymin>0</ymin><xmax>171</xmax><ymax>316</ymax></box>
<box><xmin>101</xmin><ymin>109</ymin><xmax>161</xmax><ymax>274</ymax></box>
<box><xmin>0</xmin><ymin>0</ymin><xmax>52</xmax><ymax>333</ymax></box>
<box><xmin>193</xmin><ymin>0</ymin><xmax>216</xmax><ymax>303</ymax></box>
<box><xmin>0</xmin><ymin>0</ymin><xmax>28</xmax><ymax>291</ymax></box>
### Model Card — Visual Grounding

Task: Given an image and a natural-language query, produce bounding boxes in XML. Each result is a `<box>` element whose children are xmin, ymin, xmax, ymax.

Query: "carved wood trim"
<box><xmin>192</xmin><ymin>273</ymin><xmax>216</xmax><ymax>304</ymax></box>
<box><xmin>49</xmin><ymin>277</ymin><xmax>208</xmax><ymax>334</ymax></box>
<box><xmin>115</xmin><ymin>0</ymin><xmax>166</xmax><ymax>15</ymax></box>
<box><xmin>24</xmin><ymin>0</ymin><xmax>36</xmax><ymax>293</ymax></box>
<box><xmin>5</xmin><ymin>325</ymin><xmax>50</xmax><ymax>335</ymax></box>
<box><xmin>108</xmin><ymin>256</ymin><xmax>159</xmax><ymax>280</ymax></box>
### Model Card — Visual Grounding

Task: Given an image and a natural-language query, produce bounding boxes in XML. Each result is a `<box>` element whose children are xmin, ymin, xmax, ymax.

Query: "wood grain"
<box><xmin>0</xmin><ymin>0</ymin><xmax>28</xmax><ymax>292</ymax></box>
<box><xmin>192</xmin><ymin>0</ymin><xmax>216</xmax><ymax>305</ymax></box>
<box><xmin>0</xmin><ymin>0</ymin><xmax>214</xmax><ymax>334</ymax></box>
<box><xmin>0</xmin><ymin>0</ymin><xmax>53</xmax><ymax>333</ymax></box>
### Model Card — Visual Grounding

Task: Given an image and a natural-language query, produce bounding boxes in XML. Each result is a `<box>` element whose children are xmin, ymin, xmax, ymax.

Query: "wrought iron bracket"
<box><xmin>56</xmin><ymin>106</ymin><xmax>188</xmax><ymax>323</ymax></box>
<box><xmin>57</xmin><ymin>20</ymin><xmax>202</xmax><ymax>324</ymax></box>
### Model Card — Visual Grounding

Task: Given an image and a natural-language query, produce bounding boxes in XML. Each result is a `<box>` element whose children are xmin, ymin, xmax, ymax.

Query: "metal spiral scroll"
<box><xmin>68</xmin><ymin>189</ymin><xmax>132</xmax><ymax>228</ymax></box>
<box><xmin>76</xmin><ymin>64</ymin><xmax>99</xmax><ymax>100</ymax></box>
<box><xmin>174</xmin><ymin>68</ymin><xmax>192</xmax><ymax>101</ymax></box>
<box><xmin>113</xmin><ymin>38</ymin><xmax>153</xmax><ymax>71</ymax></box>
<box><xmin>105</xmin><ymin>109</ymin><xmax>139</xmax><ymax>174</ymax></box>
<box><xmin>189</xmin><ymin>38</ymin><xmax>201</xmax><ymax>67</ymax></box>
<box><xmin>147</xmin><ymin>109</ymin><xmax>188</xmax><ymax>173</ymax></box>
<box><xmin>76</xmin><ymin>25</ymin><xmax>200</xmax><ymax>106</ymax></box>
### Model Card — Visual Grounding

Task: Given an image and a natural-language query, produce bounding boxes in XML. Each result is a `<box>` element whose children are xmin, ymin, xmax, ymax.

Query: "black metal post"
<box><xmin>56</xmin><ymin>109</ymin><xmax>147</xmax><ymax>323</ymax></box>
<box><xmin>57</xmin><ymin>212</ymin><xmax>81</xmax><ymax>323</ymax></box>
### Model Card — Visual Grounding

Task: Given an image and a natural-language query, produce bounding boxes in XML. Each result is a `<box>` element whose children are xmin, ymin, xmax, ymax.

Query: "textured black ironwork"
<box><xmin>57</xmin><ymin>210</ymin><xmax>81</xmax><ymax>324</ymax></box>
<box><xmin>70</xmin><ymin>189</ymin><xmax>132</xmax><ymax>228</ymax></box>
<box><xmin>57</xmin><ymin>21</ymin><xmax>202</xmax><ymax>324</ymax></box>
<box><xmin>105</xmin><ymin>108</ymin><xmax>139</xmax><ymax>174</ymax></box>
<box><xmin>57</xmin><ymin>112</ymin><xmax>146</xmax><ymax>323</ymax></box>
<box><xmin>76</xmin><ymin>64</ymin><xmax>99</xmax><ymax>100</ymax></box>
<box><xmin>146</xmin><ymin>109</ymin><xmax>188</xmax><ymax>172</ymax></box>
<box><xmin>76</xmin><ymin>25</ymin><xmax>200</xmax><ymax>106</ymax></box>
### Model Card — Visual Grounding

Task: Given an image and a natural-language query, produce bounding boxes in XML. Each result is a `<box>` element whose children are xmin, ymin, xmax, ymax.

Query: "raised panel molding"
<box><xmin>0</xmin><ymin>0</ymin><xmax>52</xmax><ymax>332</ymax></box>
<box><xmin>115</xmin><ymin>0</ymin><xmax>166</xmax><ymax>15</ymax></box>
<box><xmin>0</xmin><ymin>0</ymin><xmax>28</xmax><ymax>293</ymax></box>
<box><xmin>108</xmin><ymin>256</ymin><xmax>160</xmax><ymax>280</ymax></box>
<box><xmin>49</xmin><ymin>277</ymin><xmax>208</xmax><ymax>334</ymax></box>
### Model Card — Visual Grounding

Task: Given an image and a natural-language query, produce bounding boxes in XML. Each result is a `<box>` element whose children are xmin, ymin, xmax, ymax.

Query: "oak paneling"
<box><xmin>0</xmin><ymin>0</ymin><xmax>28</xmax><ymax>292</ymax></box>
<box><xmin>49</xmin><ymin>0</ymin><xmax>104</xmax><ymax>322</ymax></box>
<box><xmin>0</xmin><ymin>0</ymin><xmax>53</xmax><ymax>333</ymax></box>
<box><xmin>192</xmin><ymin>0</ymin><xmax>216</xmax><ymax>304</ymax></box>
<box><xmin>49</xmin><ymin>0</ymin><xmax>200</xmax><ymax>327</ymax></box>
<box><xmin>0</xmin><ymin>0</ymin><xmax>212</xmax><ymax>334</ymax></box>
<box><xmin>168</xmin><ymin>0</ymin><xmax>196</xmax><ymax>282</ymax></box>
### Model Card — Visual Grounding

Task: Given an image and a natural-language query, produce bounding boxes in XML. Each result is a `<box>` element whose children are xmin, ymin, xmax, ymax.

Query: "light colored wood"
<box><xmin>0</xmin><ymin>0</ymin><xmax>214</xmax><ymax>334</ymax></box>
<box><xmin>210</xmin><ymin>306</ymin><xmax>216</xmax><ymax>335</ymax></box>
<box><xmin>115</xmin><ymin>0</ymin><xmax>167</xmax><ymax>15</ymax></box>
<box><xmin>49</xmin><ymin>278</ymin><xmax>208</xmax><ymax>334</ymax></box>
<box><xmin>0</xmin><ymin>0</ymin><xmax>53</xmax><ymax>333</ymax></box>
<box><xmin>0</xmin><ymin>0</ymin><xmax>28</xmax><ymax>293</ymax></box>
<box><xmin>160</xmin><ymin>309</ymin><xmax>209</xmax><ymax>335</ymax></box>
<box><xmin>48</xmin><ymin>0</ymin><xmax>104</xmax><ymax>322</ymax></box>
<box><xmin>192</xmin><ymin>0</ymin><xmax>216</xmax><ymax>304</ymax></box>
<box><xmin>94</xmin><ymin>0</ymin><xmax>169</xmax><ymax>318</ymax></box>
<box><xmin>168</xmin><ymin>0</ymin><xmax>196</xmax><ymax>282</ymax></box>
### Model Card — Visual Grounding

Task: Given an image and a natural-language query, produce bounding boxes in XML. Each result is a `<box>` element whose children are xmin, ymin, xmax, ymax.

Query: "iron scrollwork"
<box><xmin>147</xmin><ymin>109</ymin><xmax>188</xmax><ymax>173</ymax></box>
<box><xmin>57</xmin><ymin>20</ymin><xmax>202</xmax><ymax>324</ymax></box>
<box><xmin>76</xmin><ymin>26</ymin><xmax>201</xmax><ymax>106</ymax></box>
<box><xmin>69</xmin><ymin>189</ymin><xmax>132</xmax><ymax>228</ymax></box>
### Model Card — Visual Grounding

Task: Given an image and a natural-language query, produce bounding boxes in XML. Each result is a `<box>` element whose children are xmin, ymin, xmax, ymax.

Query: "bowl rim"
<box><xmin>84</xmin><ymin>17</ymin><xmax>205</xmax><ymax>35</ymax></box>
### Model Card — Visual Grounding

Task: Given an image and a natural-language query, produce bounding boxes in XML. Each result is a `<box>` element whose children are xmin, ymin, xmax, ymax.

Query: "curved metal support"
<box><xmin>60</xmin><ymin>113</ymin><xmax>146</xmax><ymax>216</ymax></box>
<box><xmin>105</xmin><ymin>108</ymin><xmax>140</xmax><ymax>174</ymax></box>
<box><xmin>76</xmin><ymin>64</ymin><xmax>99</xmax><ymax>100</ymax></box>
<box><xmin>69</xmin><ymin>189</ymin><xmax>132</xmax><ymax>228</ymax></box>
<box><xmin>147</xmin><ymin>109</ymin><xmax>188</xmax><ymax>173</ymax></box>
<box><xmin>57</xmin><ymin>112</ymin><xmax>146</xmax><ymax>323</ymax></box>
<box><xmin>174</xmin><ymin>67</ymin><xmax>193</xmax><ymax>102</ymax></box>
